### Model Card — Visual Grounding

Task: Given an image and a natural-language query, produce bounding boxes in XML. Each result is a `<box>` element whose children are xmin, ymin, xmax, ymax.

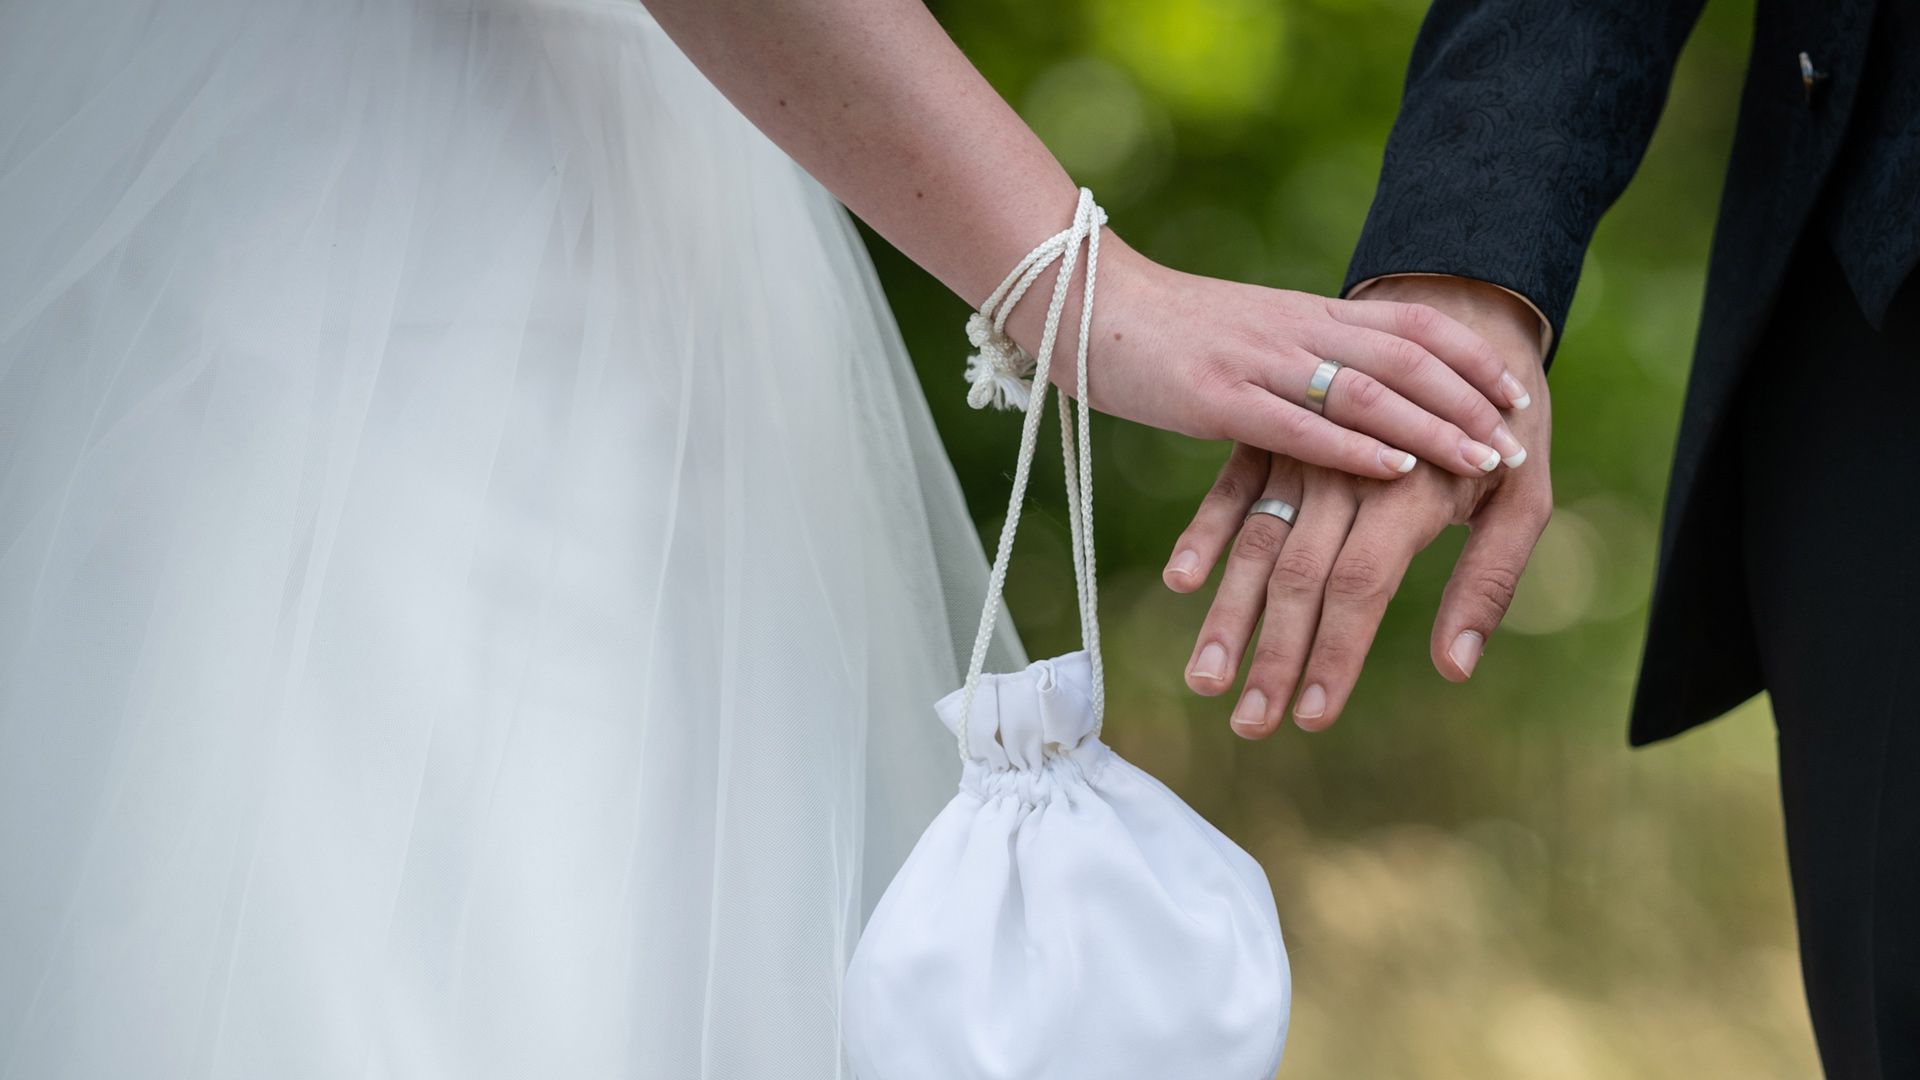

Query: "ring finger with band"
<box><xmin>1184</xmin><ymin>459</ymin><xmax>1305</xmax><ymax>696</ymax></box>
<box><xmin>1289</xmin><ymin>340</ymin><xmax>1523</xmax><ymax>479</ymax></box>
<box><xmin>1228</xmin><ymin>472</ymin><xmax>1359</xmax><ymax>738</ymax></box>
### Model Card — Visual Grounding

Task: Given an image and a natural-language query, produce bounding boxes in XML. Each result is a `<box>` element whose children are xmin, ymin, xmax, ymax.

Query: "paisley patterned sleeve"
<box><xmin>1344</xmin><ymin>0</ymin><xmax>1709</xmax><ymax>364</ymax></box>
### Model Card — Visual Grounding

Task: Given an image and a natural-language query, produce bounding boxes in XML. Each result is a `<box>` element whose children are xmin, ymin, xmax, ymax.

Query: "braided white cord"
<box><xmin>1054</xmin><ymin>210</ymin><xmax>1103</xmax><ymax>725</ymax></box>
<box><xmin>1072</xmin><ymin>211</ymin><xmax>1104</xmax><ymax>725</ymax></box>
<box><xmin>955</xmin><ymin>188</ymin><xmax>1108</xmax><ymax>759</ymax></box>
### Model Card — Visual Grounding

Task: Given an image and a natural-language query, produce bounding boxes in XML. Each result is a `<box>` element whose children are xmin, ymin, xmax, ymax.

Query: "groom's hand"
<box><xmin>1161</xmin><ymin>275</ymin><xmax>1552</xmax><ymax>735</ymax></box>
<box><xmin>1377</xmin><ymin>276</ymin><xmax>1554</xmax><ymax>684</ymax></box>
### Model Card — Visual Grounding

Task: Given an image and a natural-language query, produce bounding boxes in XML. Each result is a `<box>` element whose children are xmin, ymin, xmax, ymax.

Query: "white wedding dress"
<box><xmin>0</xmin><ymin>1</ymin><xmax>1020</xmax><ymax>1076</ymax></box>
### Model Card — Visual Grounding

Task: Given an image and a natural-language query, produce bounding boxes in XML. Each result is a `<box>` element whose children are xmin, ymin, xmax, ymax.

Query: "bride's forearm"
<box><xmin>642</xmin><ymin>0</ymin><xmax>1086</xmax><ymax>322</ymax></box>
<box><xmin>645</xmin><ymin>0</ymin><xmax>1527</xmax><ymax>483</ymax></box>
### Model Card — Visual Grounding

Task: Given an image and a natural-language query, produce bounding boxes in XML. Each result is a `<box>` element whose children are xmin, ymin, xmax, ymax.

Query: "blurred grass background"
<box><xmin>860</xmin><ymin>0</ymin><xmax>1819</xmax><ymax>1076</ymax></box>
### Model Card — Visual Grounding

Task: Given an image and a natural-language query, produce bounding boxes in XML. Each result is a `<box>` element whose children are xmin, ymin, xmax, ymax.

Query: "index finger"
<box><xmin>1163</xmin><ymin>443</ymin><xmax>1269</xmax><ymax>593</ymax></box>
<box><xmin>1431</xmin><ymin>486</ymin><xmax>1551</xmax><ymax>681</ymax></box>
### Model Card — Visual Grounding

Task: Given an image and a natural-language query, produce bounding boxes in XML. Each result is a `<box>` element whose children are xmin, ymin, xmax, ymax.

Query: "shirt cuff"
<box><xmin>1346</xmin><ymin>272</ymin><xmax>1555</xmax><ymax>358</ymax></box>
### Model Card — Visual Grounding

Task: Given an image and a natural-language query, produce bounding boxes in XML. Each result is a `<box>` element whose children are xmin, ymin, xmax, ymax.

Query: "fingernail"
<box><xmin>1294</xmin><ymin>683</ymin><xmax>1326</xmax><ymax>721</ymax></box>
<box><xmin>1192</xmin><ymin>642</ymin><xmax>1228</xmax><ymax>682</ymax></box>
<box><xmin>1449</xmin><ymin>630</ymin><xmax>1485</xmax><ymax>678</ymax></box>
<box><xmin>1461</xmin><ymin>438</ymin><xmax>1501</xmax><ymax>472</ymax></box>
<box><xmin>1380</xmin><ymin>447</ymin><xmax>1416</xmax><ymax>474</ymax></box>
<box><xmin>1231</xmin><ymin>689</ymin><xmax>1267</xmax><ymax>733</ymax></box>
<box><xmin>1167</xmin><ymin>549</ymin><xmax>1200</xmax><ymax>579</ymax></box>
<box><xmin>1489</xmin><ymin>424</ymin><xmax>1527</xmax><ymax>468</ymax></box>
<box><xmin>1499</xmin><ymin>372</ymin><xmax>1532</xmax><ymax>411</ymax></box>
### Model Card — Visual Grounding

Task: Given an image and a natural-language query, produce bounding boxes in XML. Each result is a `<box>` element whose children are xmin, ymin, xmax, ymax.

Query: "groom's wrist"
<box><xmin>1347</xmin><ymin>274</ymin><xmax>1548</xmax><ymax>373</ymax></box>
<box><xmin>1349</xmin><ymin>273</ymin><xmax>1552</xmax><ymax>361</ymax></box>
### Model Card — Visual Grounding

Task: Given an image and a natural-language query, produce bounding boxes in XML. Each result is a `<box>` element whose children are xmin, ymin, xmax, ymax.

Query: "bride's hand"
<box><xmin>1007</xmin><ymin>237</ymin><xmax>1531</xmax><ymax>481</ymax></box>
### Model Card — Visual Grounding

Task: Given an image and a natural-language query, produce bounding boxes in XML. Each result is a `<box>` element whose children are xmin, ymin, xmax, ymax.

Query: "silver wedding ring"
<box><xmin>1304</xmin><ymin>358</ymin><xmax>1343</xmax><ymax>414</ymax></box>
<box><xmin>1245</xmin><ymin>498</ymin><xmax>1298</xmax><ymax>526</ymax></box>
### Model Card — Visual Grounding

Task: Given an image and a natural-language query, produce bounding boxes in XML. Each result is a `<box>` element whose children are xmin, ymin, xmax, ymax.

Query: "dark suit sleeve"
<box><xmin>1345</xmin><ymin>0</ymin><xmax>1710</xmax><ymax>364</ymax></box>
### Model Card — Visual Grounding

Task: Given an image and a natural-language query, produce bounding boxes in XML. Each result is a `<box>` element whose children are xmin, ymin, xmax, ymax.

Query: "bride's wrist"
<box><xmin>995</xmin><ymin>231</ymin><xmax>1159</xmax><ymax>402</ymax></box>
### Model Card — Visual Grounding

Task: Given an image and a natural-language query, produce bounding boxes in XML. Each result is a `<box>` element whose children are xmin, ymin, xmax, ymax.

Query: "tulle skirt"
<box><xmin>0</xmin><ymin>1</ymin><xmax>1017</xmax><ymax>1076</ymax></box>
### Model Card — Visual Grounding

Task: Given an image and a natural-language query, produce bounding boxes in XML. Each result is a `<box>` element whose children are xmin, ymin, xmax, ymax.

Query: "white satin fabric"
<box><xmin>842</xmin><ymin>651</ymin><xmax>1291</xmax><ymax>1080</ymax></box>
<box><xmin>0</xmin><ymin>1</ymin><xmax>1019</xmax><ymax>1077</ymax></box>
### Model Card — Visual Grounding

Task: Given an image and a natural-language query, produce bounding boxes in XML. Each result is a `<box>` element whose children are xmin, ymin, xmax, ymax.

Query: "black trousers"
<box><xmin>1737</xmin><ymin>239</ymin><xmax>1919</xmax><ymax>1078</ymax></box>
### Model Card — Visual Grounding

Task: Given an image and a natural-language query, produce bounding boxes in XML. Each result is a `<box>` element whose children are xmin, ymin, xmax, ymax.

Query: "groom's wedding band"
<box><xmin>1304</xmin><ymin>359</ymin><xmax>1343</xmax><ymax>414</ymax></box>
<box><xmin>1245</xmin><ymin>499</ymin><xmax>1298</xmax><ymax>526</ymax></box>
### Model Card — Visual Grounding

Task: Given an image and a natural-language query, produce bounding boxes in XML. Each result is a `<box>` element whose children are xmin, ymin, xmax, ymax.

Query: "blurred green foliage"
<box><xmin>862</xmin><ymin>0</ymin><xmax>1816</xmax><ymax>1076</ymax></box>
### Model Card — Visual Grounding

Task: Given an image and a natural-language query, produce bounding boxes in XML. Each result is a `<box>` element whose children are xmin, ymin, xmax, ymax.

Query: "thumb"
<box><xmin>1431</xmin><ymin>490</ymin><xmax>1550</xmax><ymax>681</ymax></box>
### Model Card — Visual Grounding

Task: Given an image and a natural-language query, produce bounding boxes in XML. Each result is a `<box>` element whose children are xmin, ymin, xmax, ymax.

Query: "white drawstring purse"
<box><xmin>841</xmin><ymin>190</ymin><xmax>1291</xmax><ymax>1080</ymax></box>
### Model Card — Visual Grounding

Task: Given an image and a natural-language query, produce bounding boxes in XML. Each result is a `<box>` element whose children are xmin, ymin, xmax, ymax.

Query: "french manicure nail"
<box><xmin>1499</xmin><ymin>372</ymin><xmax>1532</xmax><ymax>411</ymax></box>
<box><xmin>1449</xmin><ymin>630</ymin><xmax>1485</xmax><ymax>678</ymax></box>
<box><xmin>1381</xmin><ymin>447</ymin><xmax>1417</xmax><ymax>474</ymax></box>
<box><xmin>1489</xmin><ymin>424</ymin><xmax>1527</xmax><ymax>468</ymax></box>
<box><xmin>1294</xmin><ymin>683</ymin><xmax>1326</xmax><ymax>721</ymax></box>
<box><xmin>1193</xmin><ymin>642</ymin><xmax>1228</xmax><ymax>682</ymax></box>
<box><xmin>1462</xmin><ymin>438</ymin><xmax>1500</xmax><ymax>472</ymax></box>
<box><xmin>1168</xmin><ymin>549</ymin><xmax>1200</xmax><ymax>579</ymax></box>
<box><xmin>1231</xmin><ymin>689</ymin><xmax>1267</xmax><ymax>733</ymax></box>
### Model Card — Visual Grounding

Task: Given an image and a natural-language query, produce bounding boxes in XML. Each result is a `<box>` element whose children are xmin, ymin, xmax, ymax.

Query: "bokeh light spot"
<box><xmin>1087</xmin><ymin>0</ymin><xmax>1288</xmax><ymax>121</ymax></box>
<box><xmin>1023</xmin><ymin>57</ymin><xmax>1158</xmax><ymax>183</ymax></box>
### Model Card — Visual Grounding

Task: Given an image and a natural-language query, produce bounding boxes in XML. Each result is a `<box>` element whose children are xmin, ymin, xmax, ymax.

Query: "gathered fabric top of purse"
<box><xmin>934</xmin><ymin>650</ymin><xmax>1112</xmax><ymax>802</ymax></box>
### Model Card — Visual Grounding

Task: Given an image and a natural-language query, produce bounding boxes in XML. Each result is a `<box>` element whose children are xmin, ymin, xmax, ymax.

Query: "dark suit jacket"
<box><xmin>1345</xmin><ymin>0</ymin><xmax>1919</xmax><ymax>745</ymax></box>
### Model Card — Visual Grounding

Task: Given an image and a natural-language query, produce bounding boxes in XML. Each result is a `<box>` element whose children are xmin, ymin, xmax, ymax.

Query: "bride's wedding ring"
<box><xmin>1304</xmin><ymin>359</ymin><xmax>1343</xmax><ymax>414</ymax></box>
<box><xmin>1245</xmin><ymin>498</ymin><xmax>1298</xmax><ymax>526</ymax></box>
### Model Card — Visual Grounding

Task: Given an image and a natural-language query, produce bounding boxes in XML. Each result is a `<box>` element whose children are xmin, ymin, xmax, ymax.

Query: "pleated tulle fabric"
<box><xmin>0</xmin><ymin>2</ymin><xmax>1020</xmax><ymax>1077</ymax></box>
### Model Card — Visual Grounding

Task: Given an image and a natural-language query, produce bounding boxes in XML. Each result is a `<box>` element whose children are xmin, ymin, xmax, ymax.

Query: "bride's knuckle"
<box><xmin>1399</xmin><ymin>302</ymin><xmax>1444</xmax><ymax>337</ymax></box>
<box><xmin>1467</xmin><ymin>339</ymin><xmax>1505</xmax><ymax>380</ymax></box>
<box><xmin>1195</xmin><ymin>354</ymin><xmax>1245</xmax><ymax>397</ymax></box>
<box><xmin>1388</xmin><ymin>339</ymin><xmax>1430</xmax><ymax>378</ymax></box>
<box><xmin>1342</xmin><ymin>371</ymin><xmax>1387</xmax><ymax>414</ymax></box>
<box><xmin>1270</xmin><ymin>404</ymin><xmax>1316</xmax><ymax>444</ymax></box>
<box><xmin>1458</xmin><ymin>387</ymin><xmax>1498</xmax><ymax>430</ymax></box>
<box><xmin>1389</xmin><ymin>302</ymin><xmax>1426</xmax><ymax>336</ymax></box>
<box><xmin>1228</xmin><ymin>316</ymin><xmax>1276</xmax><ymax>355</ymax></box>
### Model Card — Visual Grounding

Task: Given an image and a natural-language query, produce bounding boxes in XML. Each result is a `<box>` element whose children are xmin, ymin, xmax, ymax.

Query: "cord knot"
<box><xmin>964</xmin><ymin>313</ymin><xmax>1036</xmax><ymax>411</ymax></box>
